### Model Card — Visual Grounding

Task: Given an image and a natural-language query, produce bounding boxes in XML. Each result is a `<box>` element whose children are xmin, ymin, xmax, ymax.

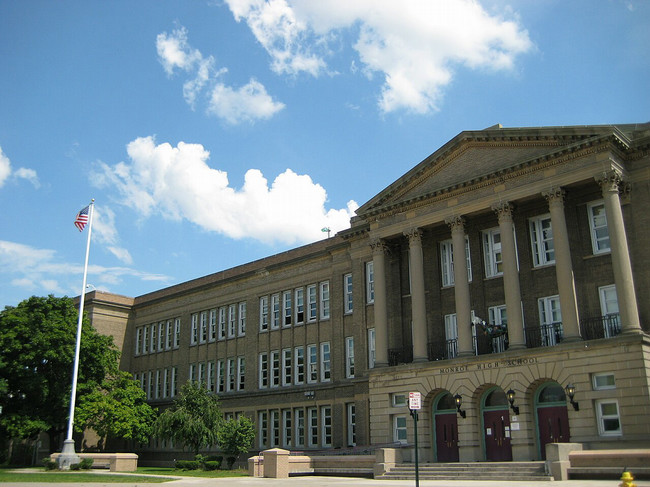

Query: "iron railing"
<box><xmin>525</xmin><ymin>322</ymin><xmax>563</xmax><ymax>348</ymax></box>
<box><xmin>580</xmin><ymin>313</ymin><xmax>621</xmax><ymax>340</ymax></box>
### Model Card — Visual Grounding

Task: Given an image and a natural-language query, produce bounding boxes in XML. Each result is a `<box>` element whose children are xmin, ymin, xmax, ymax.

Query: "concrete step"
<box><xmin>380</xmin><ymin>461</ymin><xmax>552</xmax><ymax>481</ymax></box>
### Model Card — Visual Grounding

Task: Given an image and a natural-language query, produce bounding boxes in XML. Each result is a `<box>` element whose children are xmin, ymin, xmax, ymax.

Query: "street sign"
<box><xmin>409</xmin><ymin>391</ymin><xmax>422</xmax><ymax>410</ymax></box>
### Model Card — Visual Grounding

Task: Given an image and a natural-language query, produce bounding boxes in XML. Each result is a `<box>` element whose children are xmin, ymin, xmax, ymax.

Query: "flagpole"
<box><xmin>58</xmin><ymin>199</ymin><xmax>94</xmax><ymax>469</ymax></box>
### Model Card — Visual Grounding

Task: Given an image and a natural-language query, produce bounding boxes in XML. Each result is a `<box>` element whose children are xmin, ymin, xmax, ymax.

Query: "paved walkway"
<box><xmin>2</xmin><ymin>473</ymin><xmax>650</xmax><ymax>487</ymax></box>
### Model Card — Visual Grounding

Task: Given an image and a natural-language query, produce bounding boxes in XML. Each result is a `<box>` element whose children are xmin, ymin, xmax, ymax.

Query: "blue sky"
<box><xmin>1</xmin><ymin>0</ymin><xmax>648</xmax><ymax>309</ymax></box>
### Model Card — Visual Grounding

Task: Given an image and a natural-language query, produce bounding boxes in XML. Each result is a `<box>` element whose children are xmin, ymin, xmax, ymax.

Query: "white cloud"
<box><xmin>92</xmin><ymin>205</ymin><xmax>133</xmax><ymax>265</ymax></box>
<box><xmin>0</xmin><ymin>240</ymin><xmax>168</xmax><ymax>300</ymax></box>
<box><xmin>224</xmin><ymin>0</ymin><xmax>532</xmax><ymax>113</ymax></box>
<box><xmin>92</xmin><ymin>136</ymin><xmax>358</xmax><ymax>245</ymax></box>
<box><xmin>0</xmin><ymin>146</ymin><xmax>40</xmax><ymax>188</ymax></box>
<box><xmin>156</xmin><ymin>26</ymin><xmax>285</xmax><ymax>123</ymax></box>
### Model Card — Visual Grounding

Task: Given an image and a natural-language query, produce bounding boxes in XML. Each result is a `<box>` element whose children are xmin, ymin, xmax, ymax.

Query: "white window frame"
<box><xmin>259</xmin><ymin>353</ymin><xmax>269</xmax><ymax>389</ymax></box>
<box><xmin>366</xmin><ymin>261</ymin><xmax>375</xmax><ymax>304</ymax></box>
<box><xmin>271</xmin><ymin>350</ymin><xmax>281</xmax><ymax>388</ymax></box>
<box><xmin>295</xmin><ymin>288</ymin><xmax>305</xmax><ymax>324</ymax></box>
<box><xmin>294</xmin><ymin>346</ymin><xmax>305</xmax><ymax>385</ymax></box>
<box><xmin>308</xmin><ymin>407</ymin><xmax>318</xmax><ymax>447</ymax></box>
<box><xmin>440</xmin><ymin>236</ymin><xmax>472</xmax><ymax>287</ymax></box>
<box><xmin>282</xmin><ymin>409</ymin><xmax>292</xmax><ymax>448</ymax></box>
<box><xmin>488</xmin><ymin>304</ymin><xmax>508</xmax><ymax>353</ymax></box>
<box><xmin>319</xmin><ymin>281</ymin><xmax>330</xmax><ymax>320</ymax></box>
<box><xmin>307</xmin><ymin>284</ymin><xmax>317</xmax><ymax>322</ymax></box>
<box><xmin>190</xmin><ymin>313</ymin><xmax>198</xmax><ymax>346</ymax></box>
<box><xmin>345</xmin><ymin>336</ymin><xmax>355</xmax><ymax>379</ymax></box>
<box><xmin>320</xmin><ymin>342</ymin><xmax>331</xmax><ymax>382</ymax></box>
<box><xmin>209</xmin><ymin>309</ymin><xmax>217</xmax><ymax>342</ymax></box>
<box><xmin>238</xmin><ymin>302</ymin><xmax>246</xmax><ymax>336</ymax></box>
<box><xmin>321</xmin><ymin>406</ymin><xmax>332</xmax><ymax>447</ymax></box>
<box><xmin>259</xmin><ymin>296</ymin><xmax>269</xmax><ymax>332</ymax></box>
<box><xmin>198</xmin><ymin>362</ymin><xmax>205</xmax><ymax>387</ymax></box>
<box><xmin>444</xmin><ymin>313</ymin><xmax>458</xmax><ymax>359</ymax></box>
<box><xmin>538</xmin><ymin>295</ymin><xmax>562</xmax><ymax>346</ymax></box>
<box><xmin>588</xmin><ymin>200</ymin><xmax>610</xmax><ymax>254</ymax></box>
<box><xmin>530</xmin><ymin>214</ymin><xmax>555</xmax><ymax>267</ymax></box>
<box><xmin>150</xmin><ymin>324</ymin><xmax>157</xmax><ymax>352</ymax></box>
<box><xmin>393</xmin><ymin>415</ymin><xmax>408</xmax><ymax>443</ymax></box>
<box><xmin>199</xmin><ymin>311</ymin><xmax>207</xmax><ymax>344</ymax></box>
<box><xmin>165</xmin><ymin>319</ymin><xmax>173</xmax><ymax>350</ymax></box>
<box><xmin>158</xmin><ymin>322</ymin><xmax>165</xmax><ymax>351</ymax></box>
<box><xmin>271</xmin><ymin>293</ymin><xmax>280</xmax><ymax>330</ymax></box>
<box><xmin>596</xmin><ymin>399</ymin><xmax>622</xmax><ymax>436</ymax></box>
<box><xmin>593</xmin><ymin>372</ymin><xmax>616</xmax><ymax>390</ymax></box>
<box><xmin>282</xmin><ymin>348</ymin><xmax>292</xmax><ymax>386</ymax></box>
<box><xmin>482</xmin><ymin>227</ymin><xmax>503</xmax><ymax>278</ymax></box>
<box><xmin>207</xmin><ymin>361</ymin><xmax>215</xmax><ymax>392</ymax></box>
<box><xmin>189</xmin><ymin>363</ymin><xmax>196</xmax><ymax>384</ymax></box>
<box><xmin>307</xmin><ymin>344</ymin><xmax>318</xmax><ymax>384</ymax></box>
<box><xmin>237</xmin><ymin>356</ymin><xmax>245</xmax><ymax>391</ymax></box>
<box><xmin>282</xmin><ymin>290</ymin><xmax>292</xmax><ymax>327</ymax></box>
<box><xmin>392</xmin><ymin>393</ymin><xmax>407</xmax><ymax>407</ymax></box>
<box><xmin>217</xmin><ymin>359</ymin><xmax>225</xmax><ymax>393</ymax></box>
<box><xmin>368</xmin><ymin>328</ymin><xmax>376</xmax><ymax>369</ymax></box>
<box><xmin>227</xmin><ymin>357</ymin><xmax>235</xmax><ymax>391</ymax></box>
<box><xmin>142</xmin><ymin>326</ymin><xmax>149</xmax><ymax>353</ymax></box>
<box><xmin>228</xmin><ymin>304</ymin><xmax>236</xmax><ymax>338</ymax></box>
<box><xmin>344</xmin><ymin>273</ymin><xmax>353</xmax><ymax>314</ymax></box>
<box><xmin>174</xmin><ymin>318</ymin><xmax>181</xmax><ymax>348</ymax></box>
<box><xmin>294</xmin><ymin>408</ymin><xmax>305</xmax><ymax>448</ymax></box>
<box><xmin>346</xmin><ymin>403</ymin><xmax>356</xmax><ymax>447</ymax></box>
<box><xmin>599</xmin><ymin>284</ymin><xmax>619</xmax><ymax>316</ymax></box>
<box><xmin>258</xmin><ymin>411</ymin><xmax>268</xmax><ymax>449</ymax></box>
<box><xmin>171</xmin><ymin>366</ymin><xmax>178</xmax><ymax>396</ymax></box>
<box><xmin>218</xmin><ymin>306</ymin><xmax>226</xmax><ymax>340</ymax></box>
<box><xmin>135</xmin><ymin>327</ymin><xmax>142</xmax><ymax>356</ymax></box>
<box><xmin>270</xmin><ymin>409</ymin><xmax>280</xmax><ymax>447</ymax></box>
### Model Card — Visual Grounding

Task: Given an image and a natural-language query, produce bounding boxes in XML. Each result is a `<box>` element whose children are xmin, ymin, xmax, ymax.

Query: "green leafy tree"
<box><xmin>74</xmin><ymin>370</ymin><xmax>157</xmax><ymax>450</ymax></box>
<box><xmin>217</xmin><ymin>416</ymin><xmax>255</xmax><ymax>468</ymax></box>
<box><xmin>0</xmin><ymin>295</ymin><xmax>119</xmax><ymax>451</ymax></box>
<box><xmin>153</xmin><ymin>381</ymin><xmax>222</xmax><ymax>455</ymax></box>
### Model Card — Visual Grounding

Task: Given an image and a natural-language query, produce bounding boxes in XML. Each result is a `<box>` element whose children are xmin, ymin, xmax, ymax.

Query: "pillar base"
<box><xmin>56</xmin><ymin>439</ymin><xmax>80</xmax><ymax>470</ymax></box>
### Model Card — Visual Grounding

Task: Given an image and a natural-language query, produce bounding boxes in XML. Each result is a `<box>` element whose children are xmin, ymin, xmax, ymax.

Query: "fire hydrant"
<box><xmin>619</xmin><ymin>470</ymin><xmax>636</xmax><ymax>487</ymax></box>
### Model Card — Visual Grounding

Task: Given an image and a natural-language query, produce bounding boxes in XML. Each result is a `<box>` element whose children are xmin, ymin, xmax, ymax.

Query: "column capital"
<box><xmin>491</xmin><ymin>202</ymin><xmax>514</xmax><ymax>221</ymax></box>
<box><xmin>403</xmin><ymin>228</ymin><xmax>423</xmax><ymax>245</ymax></box>
<box><xmin>444</xmin><ymin>216</ymin><xmax>466</xmax><ymax>232</ymax></box>
<box><xmin>542</xmin><ymin>187</ymin><xmax>566</xmax><ymax>205</ymax></box>
<box><xmin>596</xmin><ymin>170</ymin><xmax>623</xmax><ymax>194</ymax></box>
<box><xmin>370</xmin><ymin>238</ymin><xmax>390</xmax><ymax>255</ymax></box>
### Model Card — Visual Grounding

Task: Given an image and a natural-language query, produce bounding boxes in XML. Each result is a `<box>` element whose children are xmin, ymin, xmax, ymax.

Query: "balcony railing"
<box><xmin>525</xmin><ymin>322</ymin><xmax>563</xmax><ymax>348</ymax></box>
<box><xmin>388</xmin><ymin>347</ymin><xmax>413</xmax><ymax>366</ymax></box>
<box><xmin>428</xmin><ymin>339</ymin><xmax>457</xmax><ymax>361</ymax></box>
<box><xmin>580</xmin><ymin>313</ymin><xmax>621</xmax><ymax>340</ymax></box>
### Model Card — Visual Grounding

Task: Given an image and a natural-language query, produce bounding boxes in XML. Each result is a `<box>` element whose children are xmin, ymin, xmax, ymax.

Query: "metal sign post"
<box><xmin>409</xmin><ymin>392</ymin><xmax>421</xmax><ymax>487</ymax></box>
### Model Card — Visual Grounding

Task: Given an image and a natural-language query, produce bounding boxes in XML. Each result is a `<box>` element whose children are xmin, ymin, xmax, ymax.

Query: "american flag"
<box><xmin>74</xmin><ymin>205</ymin><xmax>90</xmax><ymax>232</ymax></box>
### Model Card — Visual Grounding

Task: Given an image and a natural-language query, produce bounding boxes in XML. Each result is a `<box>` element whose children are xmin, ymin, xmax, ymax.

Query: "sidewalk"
<box><xmin>2</xmin><ymin>474</ymin><xmax>650</xmax><ymax>487</ymax></box>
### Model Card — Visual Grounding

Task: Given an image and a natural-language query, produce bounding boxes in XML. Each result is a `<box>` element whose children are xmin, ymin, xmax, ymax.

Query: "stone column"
<box><xmin>597</xmin><ymin>172</ymin><xmax>642</xmax><ymax>334</ymax></box>
<box><xmin>492</xmin><ymin>203</ymin><xmax>525</xmax><ymax>349</ymax></box>
<box><xmin>445</xmin><ymin>217</ymin><xmax>473</xmax><ymax>356</ymax></box>
<box><xmin>543</xmin><ymin>188</ymin><xmax>581</xmax><ymax>341</ymax></box>
<box><xmin>371</xmin><ymin>239</ymin><xmax>390</xmax><ymax>366</ymax></box>
<box><xmin>404</xmin><ymin>228</ymin><xmax>428</xmax><ymax>362</ymax></box>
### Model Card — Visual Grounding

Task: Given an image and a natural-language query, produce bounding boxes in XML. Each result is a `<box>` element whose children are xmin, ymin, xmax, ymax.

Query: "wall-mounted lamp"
<box><xmin>506</xmin><ymin>389</ymin><xmax>520</xmax><ymax>415</ymax></box>
<box><xmin>454</xmin><ymin>393</ymin><xmax>466</xmax><ymax>419</ymax></box>
<box><xmin>565</xmin><ymin>384</ymin><xmax>579</xmax><ymax>411</ymax></box>
<box><xmin>304</xmin><ymin>391</ymin><xmax>315</xmax><ymax>399</ymax></box>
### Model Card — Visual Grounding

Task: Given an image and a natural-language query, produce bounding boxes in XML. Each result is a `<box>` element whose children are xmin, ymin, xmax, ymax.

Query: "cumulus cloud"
<box><xmin>0</xmin><ymin>146</ymin><xmax>40</xmax><ymax>188</ymax></box>
<box><xmin>92</xmin><ymin>205</ymin><xmax>133</xmax><ymax>265</ymax></box>
<box><xmin>224</xmin><ymin>0</ymin><xmax>532</xmax><ymax>113</ymax></box>
<box><xmin>0</xmin><ymin>239</ymin><xmax>169</xmax><ymax>299</ymax></box>
<box><xmin>92</xmin><ymin>136</ymin><xmax>358</xmax><ymax>245</ymax></box>
<box><xmin>156</xmin><ymin>26</ymin><xmax>284</xmax><ymax>123</ymax></box>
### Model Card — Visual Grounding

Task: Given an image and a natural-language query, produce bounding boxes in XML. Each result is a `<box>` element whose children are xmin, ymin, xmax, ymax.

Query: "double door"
<box><xmin>483</xmin><ymin>409</ymin><xmax>512</xmax><ymax>461</ymax></box>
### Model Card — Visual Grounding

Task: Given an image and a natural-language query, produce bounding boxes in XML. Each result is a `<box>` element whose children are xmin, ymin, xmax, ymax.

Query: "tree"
<box><xmin>153</xmin><ymin>381</ymin><xmax>222</xmax><ymax>455</ymax></box>
<box><xmin>74</xmin><ymin>370</ymin><xmax>157</xmax><ymax>450</ymax></box>
<box><xmin>217</xmin><ymin>416</ymin><xmax>255</xmax><ymax>468</ymax></box>
<box><xmin>0</xmin><ymin>295</ymin><xmax>119</xmax><ymax>451</ymax></box>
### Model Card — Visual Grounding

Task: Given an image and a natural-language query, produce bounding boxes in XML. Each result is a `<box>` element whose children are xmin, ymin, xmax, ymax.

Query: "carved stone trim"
<box><xmin>492</xmin><ymin>202</ymin><xmax>514</xmax><ymax>221</ymax></box>
<box><xmin>370</xmin><ymin>238</ymin><xmax>390</xmax><ymax>255</ymax></box>
<box><xmin>445</xmin><ymin>216</ymin><xmax>465</xmax><ymax>233</ymax></box>
<box><xmin>596</xmin><ymin>170</ymin><xmax>623</xmax><ymax>194</ymax></box>
<box><xmin>403</xmin><ymin>228</ymin><xmax>423</xmax><ymax>246</ymax></box>
<box><xmin>542</xmin><ymin>187</ymin><xmax>566</xmax><ymax>207</ymax></box>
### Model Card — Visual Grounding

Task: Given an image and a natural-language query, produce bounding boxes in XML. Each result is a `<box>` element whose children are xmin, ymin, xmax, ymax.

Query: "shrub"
<box><xmin>79</xmin><ymin>458</ymin><xmax>94</xmax><ymax>470</ymax></box>
<box><xmin>204</xmin><ymin>460</ymin><xmax>220</xmax><ymax>470</ymax></box>
<box><xmin>175</xmin><ymin>459</ymin><xmax>200</xmax><ymax>470</ymax></box>
<box><xmin>69</xmin><ymin>462</ymin><xmax>81</xmax><ymax>470</ymax></box>
<box><xmin>42</xmin><ymin>458</ymin><xmax>57</xmax><ymax>470</ymax></box>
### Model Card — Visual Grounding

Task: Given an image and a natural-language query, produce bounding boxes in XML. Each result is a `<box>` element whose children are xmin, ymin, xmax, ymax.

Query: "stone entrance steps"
<box><xmin>379</xmin><ymin>461</ymin><xmax>552</xmax><ymax>481</ymax></box>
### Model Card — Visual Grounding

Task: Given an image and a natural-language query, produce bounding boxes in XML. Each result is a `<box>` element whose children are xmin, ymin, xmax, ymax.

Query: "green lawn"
<box><xmin>138</xmin><ymin>466</ymin><xmax>249</xmax><ymax>477</ymax></box>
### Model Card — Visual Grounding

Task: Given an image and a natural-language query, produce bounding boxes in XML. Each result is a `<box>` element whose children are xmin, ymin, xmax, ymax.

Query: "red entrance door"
<box><xmin>483</xmin><ymin>410</ymin><xmax>512</xmax><ymax>461</ymax></box>
<box><xmin>435</xmin><ymin>412</ymin><xmax>459</xmax><ymax>462</ymax></box>
<box><xmin>537</xmin><ymin>406</ymin><xmax>570</xmax><ymax>460</ymax></box>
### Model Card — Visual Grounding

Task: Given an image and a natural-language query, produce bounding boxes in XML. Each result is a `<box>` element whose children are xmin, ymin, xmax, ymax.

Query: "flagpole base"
<box><xmin>57</xmin><ymin>439</ymin><xmax>80</xmax><ymax>470</ymax></box>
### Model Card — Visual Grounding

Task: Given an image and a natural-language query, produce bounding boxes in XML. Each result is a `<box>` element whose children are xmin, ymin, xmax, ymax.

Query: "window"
<box><xmin>228</xmin><ymin>304</ymin><xmax>236</xmax><ymax>338</ymax></box>
<box><xmin>295</xmin><ymin>288</ymin><xmax>304</xmax><ymax>324</ymax></box>
<box><xmin>345</xmin><ymin>337</ymin><xmax>355</xmax><ymax>378</ymax></box>
<box><xmin>148</xmin><ymin>371</ymin><xmax>154</xmax><ymax>399</ymax></box>
<box><xmin>171</xmin><ymin>366</ymin><xmax>178</xmax><ymax>396</ymax></box>
<box><xmin>258</xmin><ymin>411</ymin><xmax>268</xmax><ymax>449</ymax></box>
<box><xmin>368</xmin><ymin>328</ymin><xmax>376</xmax><ymax>369</ymax></box>
<box><xmin>294</xmin><ymin>408</ymin><xmax>305</xmax><ymax>448</ymax></box>
<box><xmin>190</xmin><ymin>314</ymin><xmax>198</xmax><ymax>345</ymax></box>
<box><xmin>307</xmin><ymin>344</ymin><xmax>318</xmax><ymax>383</ymax></box>
<box><xmin>282</xmin><ymin>409</ymin><xmax>292</xmax><ymax>448</ymax></box>
<box><xmin>282</xmin><ymin>348</ymin><xmax>292</xmax><ymax>386</ymax></box>
<box><xmin>271</xmin><ymin>293</ymin><xmax>280</xmax><ymax>329</ymax></box>
<box><xmin>444</xmin><ymin>314</ymin><xmax>458</xmax><ymax>359</ymax></box>
<box><xmin>366</xmin><ymin>261</ymin><xmax>375</xmax><ymax>303</ymax></box>
<box><xmin>174</xmin><ymin>318</ymin><xmax>181</xmax><ymax>348</ymax></box>
<box><xmin>294</xmin><ymin>346</ymin><xmax>305</xmax><ymax>385</ymax></box>
<box><xmin>483</xmin><ymin>227</ymin><xmax>503</xmax><ymax>277</ymax></box>
<box><xmin>198</xmin><ymin>312</ymin><xmax>206</xmax><ymax>343</ymax></box>
<box><xmin>135</xmin><ymin>327</ymin><xmax>142</xmax><ymax>356</ymax></box>
<box><xmin>538</xmin><ymin>295</ymin><xmax>562</xmax><ymax>346</ymax></box>
<box><xmin>270</xmin><ymin>410</ymin><xmax>280</xmax><ymax>447</ymax></box>
<box><xmin>142</xmin><ymin>326</ymin><xmax>149</xmax><ymax>353</ymax></box>
<box><xmin>321</xmin><ymin>406</ymin><xmax>332</xmax><ymax>447</ymax></box>
<box><xmin>596</xmin><ymin>399</ymin><xmax>622</xmax><ymax>436</ymax></box>
<box><xmin>227</xmin><ymin>358</ymin><xmax>235</xmax><ymax>391</ymax></box>
<box><xmin>282</xmin><ymin>290</ymin><xmax>292</xmax><ymax>326</ymax></box>
<box><xmin>392</xmin><ymin>394</ymin><xmax>407</xmax><ymax>407</ymax></box>
<box><xmin>488</xmin><ymin>305</ymin><xmax>508</xmax><ymax>353</ymax></box>
<box><xmin>530</xmin><ymin>215</ymin><xmax>555</xmax><ymax>267</ymax></box>
<box><xmin>218</xmin><ymin>307</ymin><xmax>226</xmax><ymax>340</ymax></box>
<box><xmin>440</xmin><ymin>236</ymin><xmax>472</xmax><ymax>287</ymax></box>
<box><xmin>347</xmin><ymin>403</ymin><xmax>356</xmax><ymax>446</ymax></box>
<box><xmin>259</xmin><ymin>296</ymin><xmax>269</xmax><ymax>332</ymax></box>
<box><xmin>217</xmin><ymin>359</ymin><xmax>225</xmax><ymax>393</ymax></box>
<box><xmin>209</xmin><ymin>309</ymin><xmax>217</xmax><ymax>341</ymax></box>
<box><xmin>189</xmin><ymin>363</ymin><xmax>196</xmax><ymax>384</ymax></box>
<box><xmin>394</xmin><ymin>416</ymin><xmax>408</xmax><ymax>443</ymax></box>
<box><xmin>238</xmin><ymin>302</ymin><xmax>246</xmax><ymax>336</ymax></box>
<box><xmin>237</xmin><ymin>356</ymin><xmax>245</xmax><ymax>391</ymax></box>
<box><xmin>158</xmin><ymin>322</ymin><xmax>165</xmax><ymax>351</ymax></box>
<box><xmin>307</xmin><ymin>285</ymin><xmax>317</xmax><ymax>322</ymax></box>
<box><xmin>259</xmin><ymin>353</ymin><xmax>268</xmax><ymax>389</ymax></box>
<box><xmin>308</xmin><ymin>407</ymin><xmax>318</xmax><ymax>447</ymax></box>
<box><xmin>198</xmin><ymin>362</ymin><xmax>205</xmax><ymax>387</ymax></box>
<box><xmin>271</xmin><ymin>350</ymin><xmax>281</xmax><ymax>388</ymax></box>
<box><xmin>150</xmin><ymin>324</ymin><xmax>157</xmax><ymax>352</ymax></box>
<box><xmin>344</xmin><ymin>273</ymin><xmax>353</xmax><ymax>314</ymax></box>
<box><xmin>155</xmin><ymin>369</ymin><xmax>161</xmax><ymax>398</ymax></box>
<box><xmin>588</xmin><ymin>201</ymin><xmax>610</xmax><ymax>254</ymax></box>
<box><xmin>593</xmin><ymin>372</ymin><xmax>616</xmax><ymax>390</ymax></box>
<box><xmin>207</xmin><ymin>361</ymin><xmax>215</xmax><ymax>392</ymax></box>
<box><xmin>165</xmin><ymin>320</ymin><xmax>173</xmax><ymax>349</ymax></box>
<box><xmin>599</xmin><ymin>285</ymin><xmax>619</xmax><ymax>316</ymax></box>
<box><xmin>163</xmin><ymin>368</ymin><xmax>169</xmax><ymax>398</ymax></box>
<box><xmin>320</xmin><ymin>342</ymin><xmax>331</xmax><ymax>382</ymax></box>
<box><xmin>321</xmin><ymin>281</ymin><xmax>331</xmax><ymax>319</ymax></box>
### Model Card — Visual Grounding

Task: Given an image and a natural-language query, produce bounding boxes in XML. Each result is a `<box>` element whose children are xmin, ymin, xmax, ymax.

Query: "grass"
<box><xmin>138</xmin><ymin>466</ymin><xmax>249</xmax><ymax>477</ymax></box>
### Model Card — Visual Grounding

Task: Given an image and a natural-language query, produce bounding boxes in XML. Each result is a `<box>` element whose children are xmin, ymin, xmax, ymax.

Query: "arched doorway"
<box><xmin>481</xmin><ymin>387</ymin><xmax>512</xmax><ymax>461</ymax></box>
<box><xmin>432</xmin><ymin>392</ymin><xmax>459</xmax><ymax>462</ymax></box>
<box><xmin>535</xmin><ymin>382</ymin><xmax>570</xmax><ymax>460</ymax></box>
